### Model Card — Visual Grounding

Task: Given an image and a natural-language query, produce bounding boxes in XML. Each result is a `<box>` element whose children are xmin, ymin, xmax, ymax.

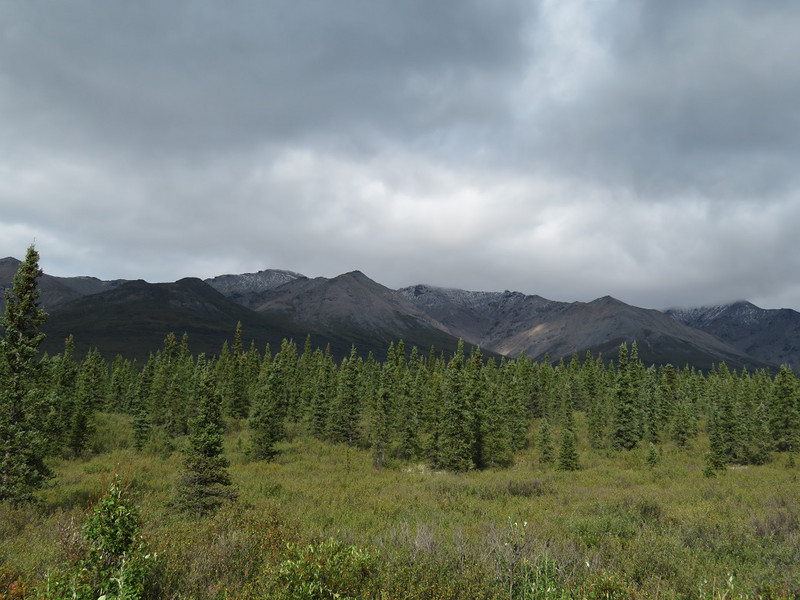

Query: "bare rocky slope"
<box><xmin>667</xmin><ymin>302</ymin><xmax>800</xmax><ymax>369</ymax></box>
<box><xmin>399</xmin><ymin>286</ymin><xmax>764</xmax><ymax>369</ymax></box>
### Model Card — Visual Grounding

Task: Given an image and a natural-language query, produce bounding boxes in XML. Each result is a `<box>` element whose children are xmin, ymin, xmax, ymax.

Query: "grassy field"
<box><xmin>1</xmin><ymin>412</ymin><xmax>798</xmax><ymax>599</ymax></box>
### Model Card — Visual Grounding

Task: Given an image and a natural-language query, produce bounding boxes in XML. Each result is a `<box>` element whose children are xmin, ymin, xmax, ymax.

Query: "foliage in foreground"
<box><xmin>0</xmin><ymin>429</ymin><xmax>797</xmax><ymax>600</ymax></box>
<box><xmin>38</xmin><ymin>473</ymin><xmax>155</xmax><ymax>600</ymax></box>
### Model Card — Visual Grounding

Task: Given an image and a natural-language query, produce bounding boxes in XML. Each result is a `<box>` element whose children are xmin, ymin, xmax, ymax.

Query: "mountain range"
<box><xmin>1</xmin><ymin>256</ymin><xmax>798</xmax><ymax>370</ymax></box>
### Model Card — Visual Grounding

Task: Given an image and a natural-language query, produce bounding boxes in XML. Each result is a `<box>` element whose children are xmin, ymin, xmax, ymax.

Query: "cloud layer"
<box><xmin>2</xmin><ymin>0</ymin><xmax>799</xmax><ymax>310</ymax></box>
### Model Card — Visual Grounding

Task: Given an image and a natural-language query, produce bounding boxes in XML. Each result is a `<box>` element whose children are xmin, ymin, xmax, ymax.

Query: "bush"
<box><xmin>264</xmin><ymin>538</ymin><xmax>377</xmax><ymax>599</ymax></box>
<box><xmin>37</xmin><ymin>474</ymin><xmax>156</xmax><ymax>600</ymax></box>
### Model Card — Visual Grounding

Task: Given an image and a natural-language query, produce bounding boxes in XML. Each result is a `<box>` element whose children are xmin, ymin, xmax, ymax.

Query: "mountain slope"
<box><xmin>248</xmin><ymin>271</ymin><xmax>472</xmax><ymax>358</ymax></box>
<box><xmin>205</xmin><ymin>269</ymin><xmax>305</xmax><ymax>309</ymax></box>
<box><xmin>401</xmin><ymin>286</ymin><xmax>765</xmax><ymax>369</ymax></box>
<box><xmin>398</xmin><ymin>285</ymin><xmax>570</xmax><ymax>348</ymax></box>
<box><xmin>41</xmin><ymin>278</ymin><xmax>324</xmax><ymax>360</ymax></box>
<box><xmin>509</xmin><ymin>296</ymin><xmax>762</xmax><ymax>369</ymax></box>
<box><xmin>0</xmin><ymin>257</ymin><xmax>127</xmax><ymax>314</ymax></box>
<box><xmin>667</xmin><ymin>302</ymin><xmax>800</xmax><ymax>369</ymax></box>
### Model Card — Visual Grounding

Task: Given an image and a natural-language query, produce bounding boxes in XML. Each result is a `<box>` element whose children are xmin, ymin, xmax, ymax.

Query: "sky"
<box><xmin>2</xmin><ymin>1</ymin><xmax>800</xmax><ymax>311</ymax></box>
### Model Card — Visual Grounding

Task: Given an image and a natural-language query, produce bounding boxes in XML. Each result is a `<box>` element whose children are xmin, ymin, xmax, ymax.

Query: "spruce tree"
<box><xmin>587</xmin><ymin>396</ymin><xmax>607</xmax><ymax>449</ymax></box>
<box><xmin>310</xmin><ymin>349</ymin><xmax>336</xmax><ymax>439</ymax></box>
<box><xmin>672</xmin><ymin>398</ymin><xmax>693</xmax><ymax>448</ymax></box>
<box><xmin>370</xmin><ymin>365</ymin><xmax>394</xmax><ymax>468</ymax></box>
<box><xmin>537</xmin><ymin>418</ymin><xmax>554</xmax><ymax>464</ymax></box>
<box><xmin>77</xmin><ymin>347</ymin><xmax>109</xmax><ymax>412</ymax></box>
<box><xmin>67</xmin><ymin>389</ymin><xmax>94</xmax><ymax>457</ymax></box>
<box><xmin>704</xmin><ymin>409</ymin><xmax>727</xmax><ymax>477</ymax></box>
<box><xmin>438</xmin><ymin>341</ymin><xmax>474</xmax><ymax>472</ymax></box>
<box><xmin>224</xmin><ymin>322</ymin><xmax>250</xmax><ymax>419</ymax></box>
<box><xmin>770</xmin><ymin>365</ymin><xmax>799</xmax><ymax>452</ymax></box>
<box><xmin>248</xmin><ymin>374</ymin><xmax>286</xmax><ymax>462</ymax></box>
<box><xmin>133</xmin><ymin>405</ymin><xmax>151</xmax><ymax>452</ymax></box>
<box><xmin>0</xmin><ymin>245</ymin><xmax>52</xmax><ymax>503</ymax></box>
<box><xmin>328</xmin><ymin>346</ymin><xmax>362</xmax><ymax>446</ymax></box>
<box><xmin>645</xmin><ymin>442</ymin><xmax>661</xmax><ymax>469</ymax></box>
<box><xmin>748</xmin><ymin>401</ymin><xmax>772</xmax><ymax>465</ymax></box>
<box><xmin>396</xmin><ymin>370</ymin><xmax>421</xmax><ymax>462</ymax></box>
<box><xmin>611</xmin><ymin>343</ymin><xmax>639</xmax><ymax>451</ymax></box>
<box><xmin>41</xmin><ymin>335</ymin><xmax>79</xmax><ymax>452</ymax></box>
<box><xmin>174</xmin><ymin>366</ymin><xmax>237</xmax><ymax>515</ymax></box>
<box><xmin>481</xmin><ymin>370</ymin><xmax>514</xmax><ymax>468</ymax></box>
<box><xmin>505</xmin><ymin>357</ymin><xmax>531</xmax><ymax>451</ymax></box>
<box><xmin>422</xmin><ymin>365</ymin><xmax>445</xmax><ymax>468</ymax></box>
<box><xmin>557</xmin><ymin>428</ymin><xmax>579</xmax><ymax>471</ymax></box>
<box><xmin>557</xmin><ymin>401</ymin><xmax>579</xmax><ymax>471</ymax></box>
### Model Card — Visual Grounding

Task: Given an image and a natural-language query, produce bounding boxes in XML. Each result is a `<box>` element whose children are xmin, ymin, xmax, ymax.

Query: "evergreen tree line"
<box><xmin>23</xmin><ymin>329</ymin><xmax>800</xmax><ymax>474</ymax></box>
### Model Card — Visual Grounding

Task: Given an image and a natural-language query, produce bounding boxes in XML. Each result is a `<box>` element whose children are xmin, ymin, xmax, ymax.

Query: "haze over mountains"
<box><xmin>2</xmin><ymin>257</ymin><xmax>798</xmax><ymax>370</ymax></box>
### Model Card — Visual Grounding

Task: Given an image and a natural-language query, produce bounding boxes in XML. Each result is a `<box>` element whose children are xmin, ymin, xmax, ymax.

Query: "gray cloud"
<box><xmin>1</xmin><ymin>0</ymin><xmax>799</xmax><ymax>311</ymax></box>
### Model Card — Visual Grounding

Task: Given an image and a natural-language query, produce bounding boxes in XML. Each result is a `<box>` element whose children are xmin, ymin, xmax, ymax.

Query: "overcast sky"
<box><xmin>2</xmin><ymin>1</ymin><xmax>799</xmax><ymax>311</ymax></box>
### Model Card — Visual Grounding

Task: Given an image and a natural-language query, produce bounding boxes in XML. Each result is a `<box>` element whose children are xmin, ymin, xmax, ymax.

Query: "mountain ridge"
<box><xmin>0</xmin><ymin>257</ymin><xmax>795</xmax><ymax>369</ymax></box>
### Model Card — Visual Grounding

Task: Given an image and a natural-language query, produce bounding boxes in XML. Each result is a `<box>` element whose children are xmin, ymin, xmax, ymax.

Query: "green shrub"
<box><xmin>37</xmin><ymin>475</ymin><xmax>156</xmax><ymax>600</ymax></box>
<box><xmin>265</xmin><ymin>538</ymin><xmax>377</xmax><ymax>599</ymax></box>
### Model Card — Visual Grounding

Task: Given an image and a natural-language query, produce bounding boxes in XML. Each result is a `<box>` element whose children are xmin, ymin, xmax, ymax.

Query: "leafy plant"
<box><xmin>265</xmin><ymin>538</ymin><xmax>377</xmax><ymax>599</ymax></box>
<box><xmin>39</xmin><ymin>473</ymin><xmax>156</xmax><ymax>600</ymax></box>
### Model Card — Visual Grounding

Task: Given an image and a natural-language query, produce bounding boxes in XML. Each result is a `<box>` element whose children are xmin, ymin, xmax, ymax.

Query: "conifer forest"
<box><xmin>2</xmin><ymin>247</ymin><xmax>799</xmax><ymax>599</ymax></box>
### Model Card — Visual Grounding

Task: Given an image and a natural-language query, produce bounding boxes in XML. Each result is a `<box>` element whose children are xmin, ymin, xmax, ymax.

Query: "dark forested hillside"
<box><xmin>39</xmin><ymin>278</ymin><xmax>325</xmax><ymax>360</ymax></box>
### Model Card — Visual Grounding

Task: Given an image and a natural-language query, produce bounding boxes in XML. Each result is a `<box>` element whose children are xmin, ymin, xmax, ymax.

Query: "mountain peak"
<box><xmin>204</xmin><ymin>268</ymin><xmax>305</xmax><ymax>303</ymax></box>
<box><xmin>340</xmin><ymin>270</ymin><xmax>369</xmax><ymax>280</ymax></box>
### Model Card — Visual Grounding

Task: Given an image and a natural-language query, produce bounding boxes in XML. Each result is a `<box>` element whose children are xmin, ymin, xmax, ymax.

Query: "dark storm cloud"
<box><xmin>524</xmin><ymin>0</ymin><xmax>800</xmax><ymax>200</ymax></box>
<box><xmin>1</xmin><ymin>1</ymin><xmax>799</xmax><ymax>311</ymax></box>
<box><xmin>1</xmin><ymin>1</ymin><xmax>528</xmax><ymax>158</ymax></box>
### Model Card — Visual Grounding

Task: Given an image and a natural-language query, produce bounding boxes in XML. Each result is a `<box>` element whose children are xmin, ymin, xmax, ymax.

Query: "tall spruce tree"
<box><xmin>370</xmin><ymin>364</ymin><xmax>394</xmax><ymax>468</ymax></box>
<box><xmin>328</xmin><ymin>346</ymin><xmax>362</xmax><ymax>446</ymax></box>
<box><xmin>0</xmin><ymin>245</ymin><xmax>52</xmax><ymax>503</ymax></box>
<box><xmin>771</xmin><ymin>365</ymin><xmax>799</xmax><ymax>452</ymax></box>
<box><xmin>174</xmin><ymin>364</ymin><xmax>237</xmax><ymax>515</ymax></box>
<box><xmin>438</xmin><ymin>341</ymin><xmax>474</xmax><ymax>472</ymax></box>
<box><xmin>611</xmin><ymin>343</ymin><xmax>639</xmax><ymax>451</ymax></box>
<box><xmin>537</xmin><ymin>418</ymin><xmax>555</xmax><ymax>464</ymax></box>
<box><xmin>557</xmin><ymin>402</ymin><xmax>579</xmax><ymax>471</ymax></box>
<box><xmin>248</xmin><ymin>374</ymin><xmax>286</xmax><ymax>462</ymax></box>
<box><xmin>704</xmin><ymin>408</ymin><xmax>727</xmax><ymax>477</ymax></box>
<box><xmin>41</xmin><ymin>335</ymin><xmax>79</xmax><ymax>453</ymax></box>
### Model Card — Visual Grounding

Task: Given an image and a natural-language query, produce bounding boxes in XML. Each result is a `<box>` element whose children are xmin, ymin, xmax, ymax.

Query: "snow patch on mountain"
<box><xmin>399</xmin><ymin>284</ymin><xmax>530</xmax><ymax>311</ymax></box>
<box><xmin>205</xmin><ymin>269</ymin><xmax>305</xmax><ymax>296</ymax></box>
<box><xmin>666</xmin><ymin>301</ymin><xmax>763</xmax><ymax>328</ymax></box>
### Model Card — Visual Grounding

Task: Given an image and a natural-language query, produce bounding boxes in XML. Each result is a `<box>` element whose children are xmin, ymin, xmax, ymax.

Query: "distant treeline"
<box><xmin>30</xmin><ymin>323</ymin><xmax>799</xmax><ymax>474</ymax></box>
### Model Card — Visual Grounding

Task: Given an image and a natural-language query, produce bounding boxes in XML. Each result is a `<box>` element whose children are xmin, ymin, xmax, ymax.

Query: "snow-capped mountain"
<box><xmin>205</xmin><ymin>269</ymin><xmax>305</xmax><ymax>309</ymax></box>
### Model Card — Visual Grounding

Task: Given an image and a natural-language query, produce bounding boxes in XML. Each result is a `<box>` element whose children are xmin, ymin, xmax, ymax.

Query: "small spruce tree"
<box><xmin>645</xmin><ymin>442</ymin><xmax>661</xmax><ymax>469</ymax></box>
<box><xmin>557</xmin><ymin>428</ymin><xmax>579</xmax><ymax>471</ymax></box>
